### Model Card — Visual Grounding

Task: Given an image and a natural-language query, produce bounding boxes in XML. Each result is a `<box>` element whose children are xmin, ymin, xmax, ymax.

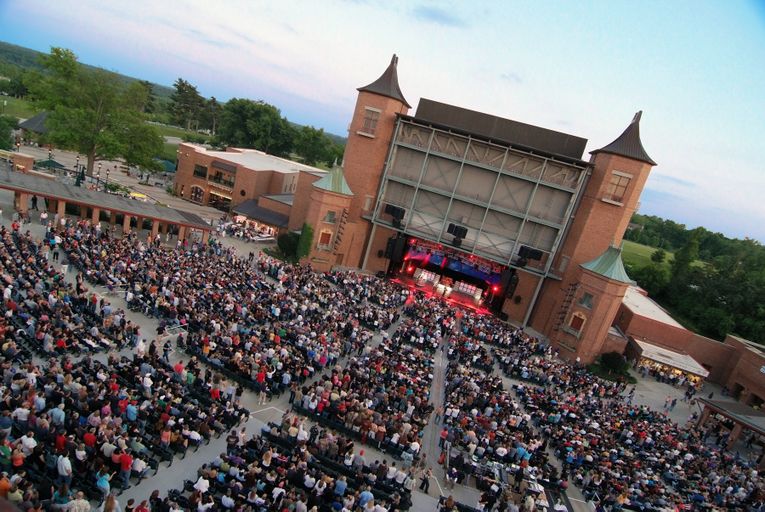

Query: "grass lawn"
<box><xmin>150</xmin><ymin>123</ymin><xmax>196</xmax><ymax>139</ymax></box>
<box><xmin>621</xmin><ymin>240</ymin><xmax>673</xmax><ymax>269</ymax></box>
<box><xmin>1</xmin><ymin>96</ymin><xmax>39</xmax><ymax>119</ymax></box>
<box><xmin>159</xmin><ymin>142</ymin><xmax>179</xmax><ymax>162</ymax></box>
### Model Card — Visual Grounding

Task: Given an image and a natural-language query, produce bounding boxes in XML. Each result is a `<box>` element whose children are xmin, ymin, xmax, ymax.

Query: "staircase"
<box><xmin>553</xmin><ymin>282</ymin><xmax>579</xmax><ymax>331</ymax></box>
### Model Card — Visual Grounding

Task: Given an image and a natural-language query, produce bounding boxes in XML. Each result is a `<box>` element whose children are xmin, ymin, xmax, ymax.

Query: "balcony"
<box><xmin>208</xmin><ymin>175</ymin><xmax>235</xmax><ymax>190</ymax></box>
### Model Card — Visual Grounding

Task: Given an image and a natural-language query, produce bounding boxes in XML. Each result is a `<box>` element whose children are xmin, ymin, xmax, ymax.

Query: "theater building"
<box><xmin>173</xmin><ymin>145</ymin><xmax>327</xmax><ymax>232</ymax></box>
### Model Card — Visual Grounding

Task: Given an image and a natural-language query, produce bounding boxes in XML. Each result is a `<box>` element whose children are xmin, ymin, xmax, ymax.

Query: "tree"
<box><xmin>632</xmin><ymin>263</ymin><xmax>670</xmax><ymax>297</ymax></box>
<box><xmin>294</xmin><ymin>125</ymin><xmax>341</xmax><ymax>166</ymax></box>
<box><xmin>671</xmin><ymin>228</ymin><xmax>700</xmax><ymax>281</ymax></box>
<box><xmin>169</xmin><ymin>78</ymin><xmax>205</xmax><ymax>130</ymax></box>
<box><xmin>136</xmin><ymin>80</ymin><xmax>157</xmax><ymax>114</ymax></box>
<box><xmin>217</xmin><ymin>98</ymin><xmax>295</xmax><ymax>157</ymax></box>
<box><xmin>0</xmin><ymin>115</ymin><xmax>17</xmax><ymax>150</ymax></box>
<box><xmin>26</xmin><ymin>48</ymin><xmax>163</xmax><ymax>176</ymax></box>
<box><xmin>599</xmin><ymin>351</ymin><xmax>629</xmax><ymax>375</ymax></box>
<box><xmin>297</xmin><ymin>223</ymin><xmax>313</xmax><ymax>259</ymax></box>
<box><xmin>203</xmin><ymin>97</ymin><xmax>222</xmax><ymax>135</ymax></box>
<box><xmin>650</xmin><ymin>248</ymin><xmax>667</xmax><ymax>263</ymax></box>
<box><xmin>277</xmin><ymin>232</ymin><xmax>299</xmax><ymax>260</ymax></box>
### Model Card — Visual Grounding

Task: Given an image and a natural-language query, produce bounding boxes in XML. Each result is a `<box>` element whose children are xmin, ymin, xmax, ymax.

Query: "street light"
<box><xmin>48</xmin><ymin>149</ymin><xmax>52</xmax><ymax>172</ymax></box>
<box><xmin>96</xmin><ymin>170</ymin><xmax>101</xmax><ymax>190</ymax></box>
<box><xmin>105</xmin><ymin>169</ymin><xmax>110</xmax><ymax>191</ymax></box>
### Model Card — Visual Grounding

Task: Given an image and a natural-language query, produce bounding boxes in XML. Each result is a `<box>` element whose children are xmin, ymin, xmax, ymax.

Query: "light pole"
<box><xmin>105</xmin><ymin>169</ymin><xmax>110</xmax><ymax>191</ymax></box>
<box><xmin>48</xmin><ymin>149</ymin><xmax>52</xmax><ymax>172</ymax></box>
<box><xmin>96</xmin><ymin>170</ymin><xmax>101</xmax><ymax>190</ymax></box>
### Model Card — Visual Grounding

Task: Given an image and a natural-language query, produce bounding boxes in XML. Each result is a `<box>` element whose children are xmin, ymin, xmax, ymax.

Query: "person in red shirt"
<box><xmin>119</xmin><ymin>450</ymin><xmax>134</xmax><ymax>489</ymax></box>
<box><xmin>54</xmin><ymin>431</ymin><xmax>67</xmax><ymax>453</ymax></box>
<box><xmin>83</xmin><ymin>428</ymin><xmax>97</xmax><ymax>448</ymax></box>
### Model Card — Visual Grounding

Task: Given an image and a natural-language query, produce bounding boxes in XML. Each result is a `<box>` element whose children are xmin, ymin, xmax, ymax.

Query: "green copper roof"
<box><xmin>313</xmin><ymin>165</ymin><xmax>353</xmax><ymax>196</ymax></box>
<box><xmin>581</xmin><ymin>245</ymin><xmax>634</xmax><ymax>284</ymax></box>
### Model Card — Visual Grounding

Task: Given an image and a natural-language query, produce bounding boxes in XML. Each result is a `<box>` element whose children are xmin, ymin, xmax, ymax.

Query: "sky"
<box><xmin>1</xmin><ymin>0</ymin><xmax>764</xmax><ymax>241</ymax></box>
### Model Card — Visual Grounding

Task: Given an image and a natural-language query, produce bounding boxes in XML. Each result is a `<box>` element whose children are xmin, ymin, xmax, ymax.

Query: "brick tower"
<box><xmin>340</xmin><ymin>55</ymin><xmax>411</xmax><ymax>270</ymax></box>
<box><xmin>531</xmin><ymin>112</ymin><xmax>657</xmax><ymax>362</ymax></box>
<box><xmin>302</xmin><ymin>164</ymin><xmax>354</xmax><ymax>272</ymax></box>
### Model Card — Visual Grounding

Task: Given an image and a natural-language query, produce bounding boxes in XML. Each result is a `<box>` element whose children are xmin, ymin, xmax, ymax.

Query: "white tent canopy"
<box><xmin>635</xmin><ymin>339</ymin><xmax>710</xmax><ymax>378</ymax></box>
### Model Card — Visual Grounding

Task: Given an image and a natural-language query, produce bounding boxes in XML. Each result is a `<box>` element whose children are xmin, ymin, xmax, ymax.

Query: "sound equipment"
<box><xmin>384</xmin><ymin>204</ymin><xmax>405</xmax><ymax>219</ymax></box>
<box><xmin>447</xmin><ymin>223</ymin><xmax>468</xmax><ymax>239</ymax></box>
<box><xmin>389</xmin><ymin>236</ymin><xmax>407</xmax><ymax>263</ymax></box>
<box><xmin>519</xmin><ymin>245</ymin><xmax>544</xmax><ymax>261</ymax></box>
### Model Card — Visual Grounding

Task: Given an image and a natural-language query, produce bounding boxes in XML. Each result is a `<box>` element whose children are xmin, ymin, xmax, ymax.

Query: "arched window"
<box><xmin>190</xmin><ymin>186</ymin><xmax>204</xmax><ymax>203</ymax></box>
<box><xmin>569</xmin><ymin>312</ymin><xmax>586</xmax><ymax>335</ymax></box>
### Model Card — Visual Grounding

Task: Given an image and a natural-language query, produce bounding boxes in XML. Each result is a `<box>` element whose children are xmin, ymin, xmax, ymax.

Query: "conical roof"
<box><xmin>357</xmin><ymin>54</ymin><xmax>411</xmax><ymax>108</ymax></box>
<box><xmin>581</xmin><ymin>245</ymin><xmax>634</xmax><ymax>284</ymax></box>
<box><xmin>313</xmin><ymin>165</ymin><xmax>353</xmax><ymax>196</ymax></box>
<box><xmin>591</xmin><ymin>111</ymin><xmax>656</xmax><ymax>165</ymax></box>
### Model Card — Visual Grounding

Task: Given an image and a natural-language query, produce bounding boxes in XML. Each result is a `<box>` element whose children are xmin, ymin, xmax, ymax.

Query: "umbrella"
<box><xmin>35</xmin><ymin>158</ymin><xmax>66</xmax><ymax>170</ymax></box>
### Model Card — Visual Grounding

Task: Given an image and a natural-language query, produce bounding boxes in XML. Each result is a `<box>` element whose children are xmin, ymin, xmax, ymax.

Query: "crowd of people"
<box><xmin>4</xmin><ymin>212</ymin><xmax>761</xmax><ymax>511</ymax></box>
<box><xmin>61</xmin><ymin>224</ymin><xmax>409</xmax><ymax>405</ymax></box>
<box><xmin>0</xmin><ymin>224</ymin><xmax>138</xmax><ymax>358</ymax></box>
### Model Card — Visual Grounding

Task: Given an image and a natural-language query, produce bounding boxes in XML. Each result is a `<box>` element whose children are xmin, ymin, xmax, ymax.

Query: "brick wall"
<box><xmin>289</xmin><ymin>171</ymin><xmax>323</xmax><ymax>231</ymax></box>
<box><xmin>257</xmin><ymin>196</ymin><xmax>291</xmax><ymax>217</ymax></box>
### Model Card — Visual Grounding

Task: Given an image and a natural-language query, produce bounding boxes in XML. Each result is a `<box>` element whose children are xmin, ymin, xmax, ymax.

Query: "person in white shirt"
<box><xmin>220</xmin><ymin>491</ymin><xmax>235</xmax><ymax>509</ymax></box>
<box><xmin>193</xmin><ymin>475</ymin><xmax>209</xmax><ymax>493</ymax></box>
<box><xmin>19</xmin><ymin>432</ymin><xmax>37</xmax><ymax>456</ymax></box>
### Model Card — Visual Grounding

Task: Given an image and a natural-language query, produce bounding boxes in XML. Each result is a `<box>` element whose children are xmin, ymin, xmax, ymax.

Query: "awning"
<box><xmin>208</xmin><ymin>190</ymin><xmax>232</xmax><ymax>200</ymax></box>
<box><xmin>232</xmin><ymin>199</ymin><xmax>289</xmax><ymax>228</ymax></box>
<box><xmin>635</xmin><ymin>339</ymin><xmax>710</xmax><ymax>377</ymax></box>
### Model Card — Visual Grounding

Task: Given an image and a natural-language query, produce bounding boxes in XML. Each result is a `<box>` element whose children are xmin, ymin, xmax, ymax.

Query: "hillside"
<box><xmin>0</xmin><ymin>41</ymin><xmax>169</xmax><ymax>103</ymax></box>
<box><xmin>0</xmin><ymin>41</ymin><xmax>346</xmax><ymax>143</ymax></box>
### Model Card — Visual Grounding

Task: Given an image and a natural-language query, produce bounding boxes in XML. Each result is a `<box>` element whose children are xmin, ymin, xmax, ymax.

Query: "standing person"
<box><xmin>30</xmin><ymin>195</ymin><xmax>38</xmax><ymax>211</ymax></box>
<box><xmin>418</xmin><ymin>467</ymin><xmax>433</xmax><ymax>494</ymax></box>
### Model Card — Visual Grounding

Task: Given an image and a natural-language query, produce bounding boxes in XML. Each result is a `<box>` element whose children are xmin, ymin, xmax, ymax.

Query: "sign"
<box><xmin>760</xmin><ymin>365</ymin><xmax>765</xmax><ymax>374</ymax></box>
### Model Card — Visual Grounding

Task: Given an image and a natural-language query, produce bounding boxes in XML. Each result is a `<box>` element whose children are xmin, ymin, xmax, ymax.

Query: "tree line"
<box><xmin>627</xmin><ymin>215</ymin><xmax>765</xmax><ymax>344</ymax></box>
<box><xmin>168</xmin><ymin>79</ymin><xmax>344</xmax><ymax>166</ymax></box>
<box><xmin>1</xmin><ymin>46</ymin><xmax>345</xmax><ymax>170</ymax></box>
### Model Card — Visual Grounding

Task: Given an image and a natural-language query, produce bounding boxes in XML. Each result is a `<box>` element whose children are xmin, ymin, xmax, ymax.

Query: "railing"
<box><xmin>208</xmin><ymin>175</ymin><xmax>235</xmax><ymax>189</ymax></box>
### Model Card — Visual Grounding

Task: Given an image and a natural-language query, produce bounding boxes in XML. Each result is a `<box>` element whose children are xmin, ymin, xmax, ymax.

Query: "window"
<box><xmin>359</xmin><ymin>108</ymin><xmax>381</xmax><ymax>136</ymax></box>
<box><xmin>363</xmin><ymin>195</ymin><xmax>374</xmax><ymax>212</ymax></box>
<box><xmin>190</xmin><ymin>186</ymin><xmax>204</xmax><ymax>203</ymax></box>
<box><xmin>323</xmin><ymin>211</ymin><xmax>337</xmax><ymax>223</ymax></box>
<box><xmin>579</xmin><ymin>292</ymin><xmax>594</xmax><ymax>309</ymax></box>
<box><xmin>569</xmin><ymin>312</ymin><xmax>586</xmax><ymax>333</ymax></box>
<box><xmin>193</xmin><ymin>164</ymin><xmax>208</xmax><ymax>179</ymax></box>
<box><xmin>317</xmin><ymin>231</ymin><xmax>332</xmax><ymax>248</ymax></box>
<box><xmin>604</xmin><ymin>172</ymin><xmax>631</xmax><ymax>204</ymax></box>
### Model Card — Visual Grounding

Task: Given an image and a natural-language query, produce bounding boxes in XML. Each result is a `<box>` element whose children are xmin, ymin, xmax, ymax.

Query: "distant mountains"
<box><xmin>0</xmin><ymin>41</ymin><xmax>175</xmax><ymax>101</ymax></box>
<box><xmin>0</xmin><ymin>41</ymin><xmax>347</xmax><ymax>144</ymax></box>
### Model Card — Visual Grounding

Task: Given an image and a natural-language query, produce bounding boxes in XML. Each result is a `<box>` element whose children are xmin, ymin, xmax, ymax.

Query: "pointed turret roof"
<box><xmin>313</xmin><ymin>165</ymin><xmax>353</xmax><ymax>196</ymax></box>
<box><xmin>591</xmin><ymin>111</ymin><xmax>656</xmax><ymax>166</ymax></box>
<box><xmin>357</xmin><ymin>54</ymin><xmax>411</xmax><ymax>108</ymax></box>
<box><xmin>581</xmin><ymin>245</ymin><xmax>634</xmax><ymax>284</ymax></box>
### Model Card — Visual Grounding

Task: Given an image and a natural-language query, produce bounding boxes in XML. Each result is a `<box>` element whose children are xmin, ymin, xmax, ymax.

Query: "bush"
<box><xmin>277</xmin><ymin>232</ymin><xmax>300</xmax><ymax>260</ymax></box>
<box><xmin>296</xmin><ymin>223</ymin><xmax>313</xmax><ymax>259</ymax></box>
<box><xmin>600</xmin><ymin>351</ymin><xmax>629</xmax><ymax>374</ymax></box>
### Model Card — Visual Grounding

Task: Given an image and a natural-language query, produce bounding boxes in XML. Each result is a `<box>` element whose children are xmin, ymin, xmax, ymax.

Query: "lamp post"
<box><xmin>105</xmin><ymin>169</ymin><xmax>110</xmax><ymax>191</ymax></box>
<box><xmin>48</xmin><ymin>149</ymin><xmax>52</xmax><ymax>172</ymax></box>
<box><xmin>96</xmin><ymin>170</ymin><xmax>101</xmax><ymax>190</ymax></box>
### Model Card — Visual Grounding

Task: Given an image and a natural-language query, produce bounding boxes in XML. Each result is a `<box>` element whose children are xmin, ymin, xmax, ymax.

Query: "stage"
<box><xmin>391</xmin><ymin>274</ymin><xmax>493</xmax><ymax>315</ymax></box>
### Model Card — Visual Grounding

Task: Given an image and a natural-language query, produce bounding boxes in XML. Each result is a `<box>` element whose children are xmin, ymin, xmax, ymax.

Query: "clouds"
<box><xmin>499</xmin><ymin>72</ymin><xmax>523</xmax><ymax>84</ymax></box>
<box><xmin>412</xmin><ymin>5</ymin><xmax>468</xmax><ymax>27</ymax></box>
<box><xmin>1</xmin><ymin>0</ymin><xmax>763</xmax><ymax>240</ymax></box>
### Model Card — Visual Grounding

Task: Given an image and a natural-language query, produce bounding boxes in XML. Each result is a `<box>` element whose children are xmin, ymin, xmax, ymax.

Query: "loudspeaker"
<box><xmin>498</xmin><ymin>269</ymin><xmax>520</xmax><ymax>298</ymax></box>
<box><xmin>390</xmin><ymin>236</ymin><xmax>407</xmax><ymax>263</ymax></box>
<box><xmin>385</xmin><ymin>204</ymin><xmax>405</xmax><ymax>220</ymax></box>
<box><xmin>455</xmin><ymin>226</ymin><xmax>468</xmax><ymax>239</ymax></box>
<box><xmin>452</xmin><ymin>237</ymin><xmax>462</xmax><ymax>248</ymax></box>
<box><xmin>447</xmin><ymin>223</ymin><xmax>456</xmax><ymax>235</ymax></box>
<box><xmin>519</xmin><ymin>245</ymin><xmax>544</xmax><ymax>261</ymax></box>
